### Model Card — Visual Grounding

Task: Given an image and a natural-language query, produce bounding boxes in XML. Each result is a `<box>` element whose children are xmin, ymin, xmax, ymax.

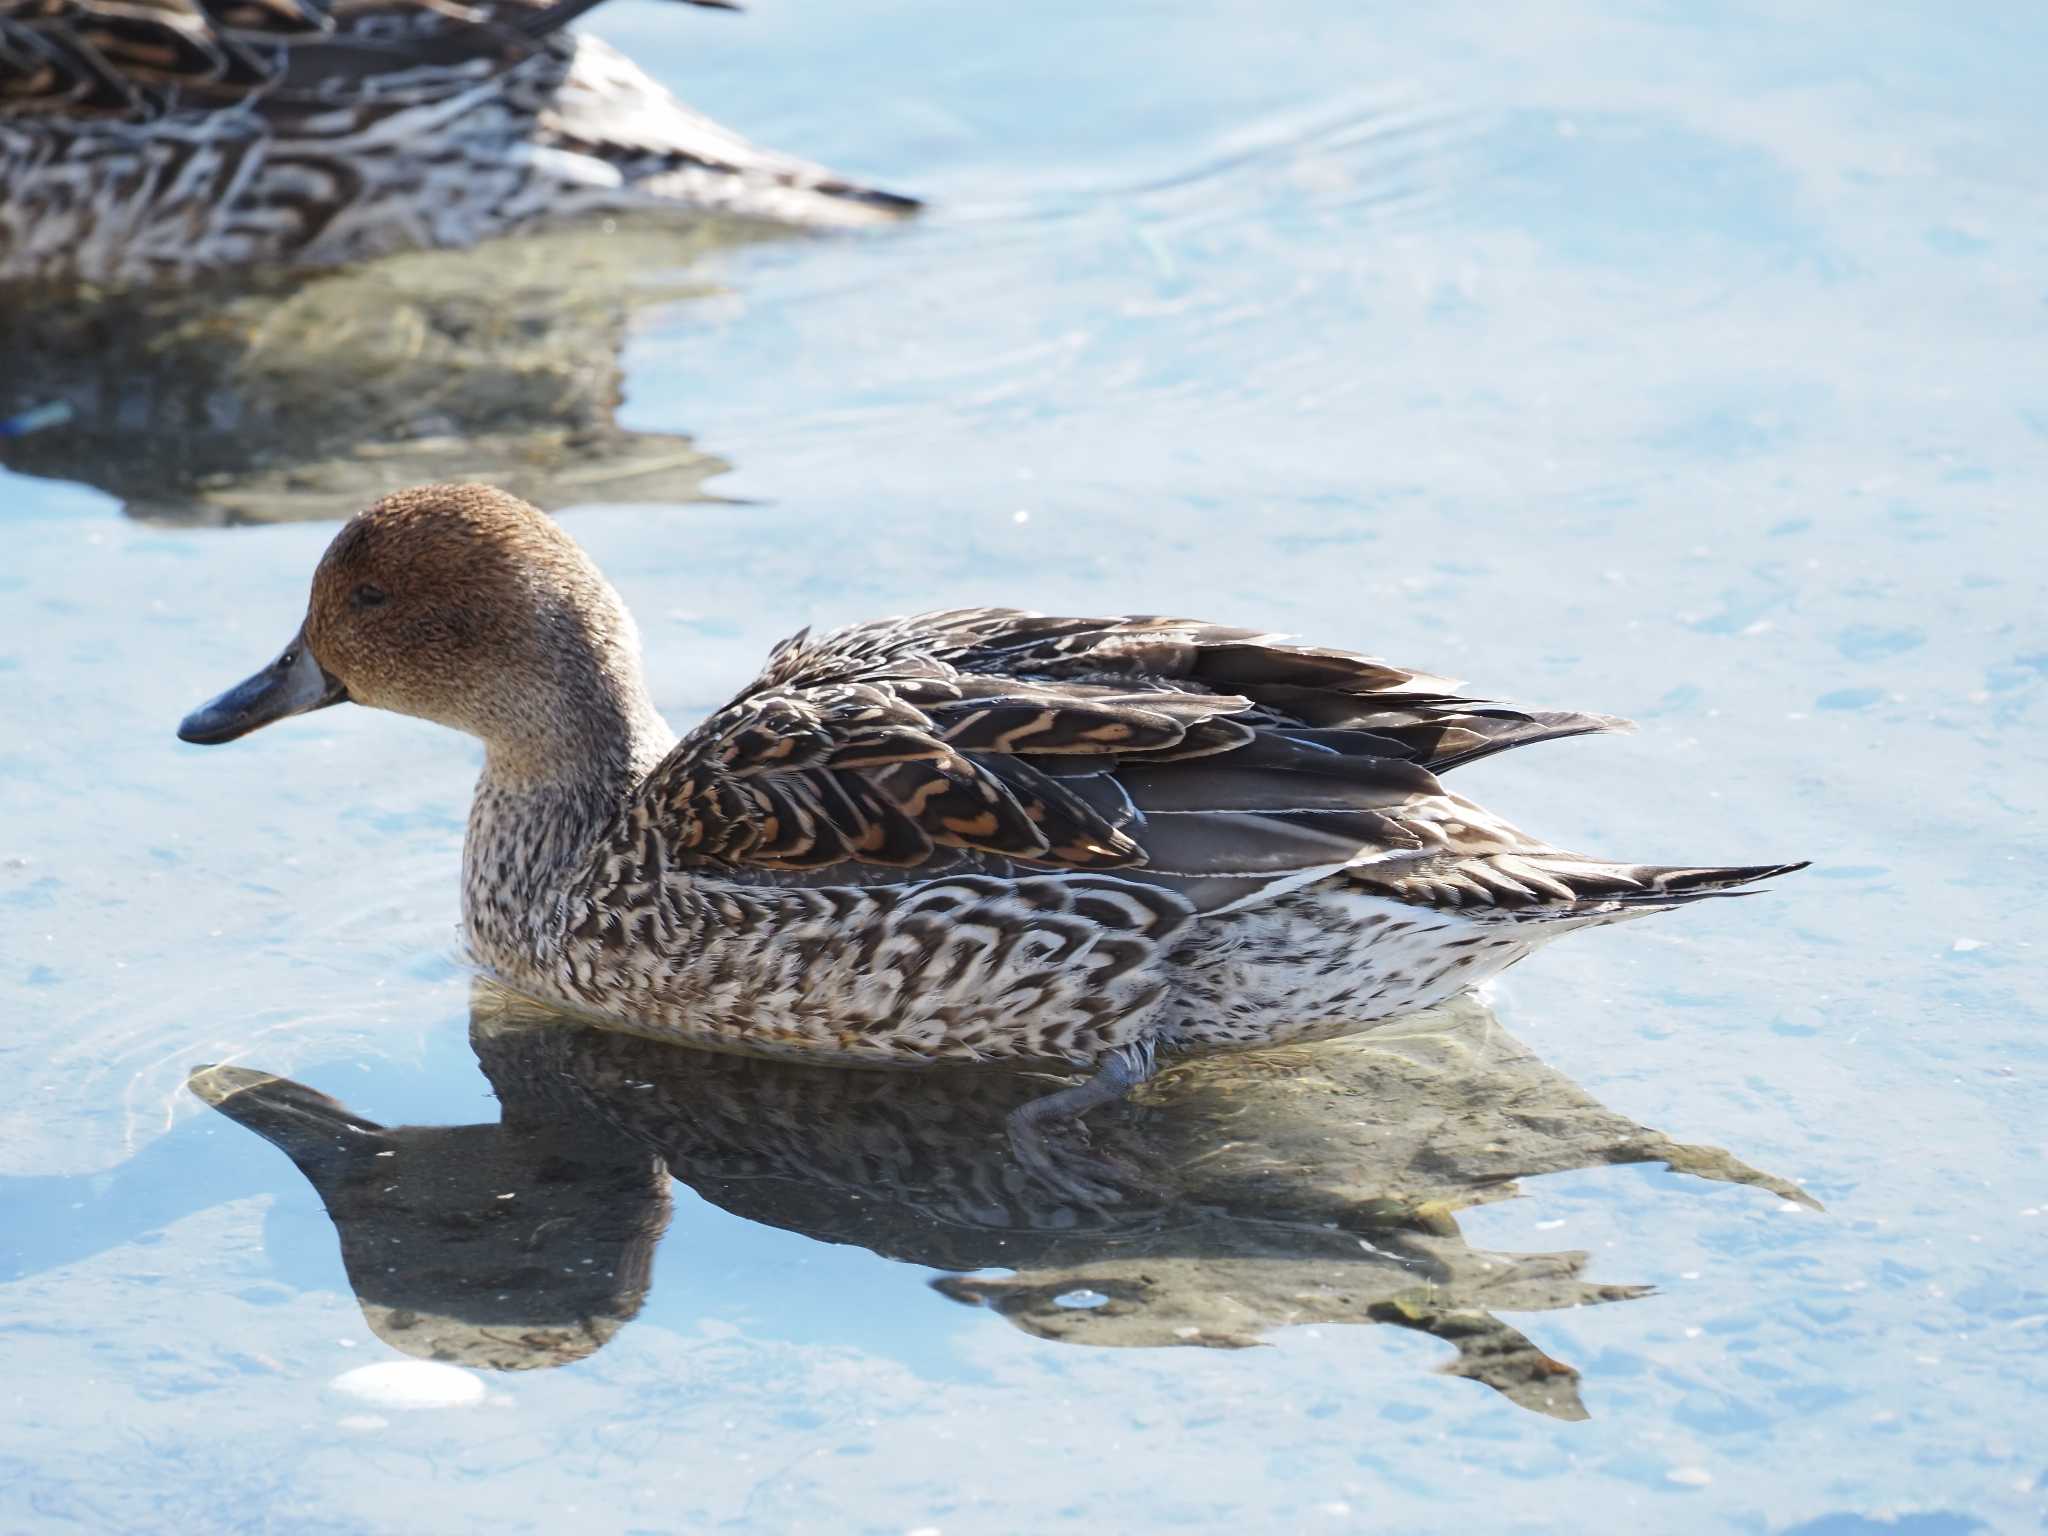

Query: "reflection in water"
<box><xmin>0</xmin><ymin>221</ymin><xmax>756</xmax><ymax>525</ymax></box>
<box><xmin>191</xmin><ymin>987</ymin><xmax>1809</xmax><ymax>1420</ymax></box>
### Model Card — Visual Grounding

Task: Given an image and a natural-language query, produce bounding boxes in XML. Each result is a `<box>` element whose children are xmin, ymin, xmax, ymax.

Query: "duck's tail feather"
<box><xmin>1500</xmin><ymin>856</ymin><xmax>1813</xmax><ymax>925</ymax></box>
<box><xmin>1349</xmin><ymin>852</ymin><xmax>1810</xmax><ymax>919</ymax></box>
<box><xmin>1410</xmin><ymin>709</ymin><xmax>1635</xmax><ymax>772</ymax></box>
<box><xmin>626</xmin><ymin>165</ymin><xmax>922</xmax><ymax>226</ymax></box>
<box><xmin>804</xmin><ymin>178</ymin><xmax>925</xmax><ymax>219</ymax></box>
<box><xmin>1538</xmin><ymin>857</ymin><xmax>1811</xmax><ymax>908</ymax></box>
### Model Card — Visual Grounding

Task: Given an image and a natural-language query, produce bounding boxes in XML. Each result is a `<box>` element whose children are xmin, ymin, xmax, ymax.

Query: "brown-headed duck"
<box><xmin>179</xmin><ymin>484</ymin><xmax>1804</xmax><ymax>1159</ymax></box>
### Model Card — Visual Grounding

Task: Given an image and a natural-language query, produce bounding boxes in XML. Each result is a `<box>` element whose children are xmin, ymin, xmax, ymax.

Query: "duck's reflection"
<box><xmin>189</xmin><ymin>987</ymin><xmax>1810</xmax><ymax>1419</ymax></box>
<box><xmin>0</xmin><ymin>220</ymin><xmax>749</xmax><ymax>526</ymax></box>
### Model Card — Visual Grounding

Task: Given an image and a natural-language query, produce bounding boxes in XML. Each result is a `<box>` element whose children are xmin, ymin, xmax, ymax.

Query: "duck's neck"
<box><xmin>461</xmin><ymin>675</ymin><xmax>676</xmax><ymax>991</ymax></box>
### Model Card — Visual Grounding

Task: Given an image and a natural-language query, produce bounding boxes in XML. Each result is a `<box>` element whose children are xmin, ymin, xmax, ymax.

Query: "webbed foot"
<box><xmin>1003</xmin><ymin>1040</ymin><xmax>1159</xmax><ymax>1207</ymax></box>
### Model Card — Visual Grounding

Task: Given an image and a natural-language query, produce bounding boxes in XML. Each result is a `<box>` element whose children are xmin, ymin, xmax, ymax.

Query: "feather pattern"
<box><xmin>0</xmin><ymin>0</ymin><xmax>917</xmax><ymax>287</ymax></box>
<box><xmin>496</xmin><ymin>605</ymin><xmax>1805</xmax><ymax>1069</ymax></box>
<box><xmin>624</xmin><ymin>608</ymin><xmax>1635</xmax><ymax>910</ymax></box>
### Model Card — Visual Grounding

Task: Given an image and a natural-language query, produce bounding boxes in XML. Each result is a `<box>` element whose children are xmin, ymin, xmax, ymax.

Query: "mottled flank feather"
<box><xmin>0</xmin><ymin>0</ymin><xmax>917</xmax><ymax>287</ymax></box>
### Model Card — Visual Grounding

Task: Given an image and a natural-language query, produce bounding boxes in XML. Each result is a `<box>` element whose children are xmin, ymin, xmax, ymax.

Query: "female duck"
<box><xmin>0</xmin><ymin>0</ymin><xmax>915</xmax><ymax>288</ymax></box>
<box><xmin>179</xmin><ymin>485</ymin><xmax>1803</xmax><ymax>1132</ymax></box>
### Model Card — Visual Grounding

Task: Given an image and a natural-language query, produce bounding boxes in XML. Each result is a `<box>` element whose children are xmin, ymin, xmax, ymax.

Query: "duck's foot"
<box><xmin>1004</xmin><ymin>1040</ymin><xmax>1158</xmax><ymax>1206</ymax></box>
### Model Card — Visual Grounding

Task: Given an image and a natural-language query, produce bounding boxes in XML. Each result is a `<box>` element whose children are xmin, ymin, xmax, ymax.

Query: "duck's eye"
<box><xmin>351</xmin><ymin>583</ymin><xmax>388</xmax><ymax>610</ymax></box>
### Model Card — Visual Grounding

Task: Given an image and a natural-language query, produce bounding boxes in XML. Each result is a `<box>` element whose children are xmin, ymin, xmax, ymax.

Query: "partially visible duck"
<box><xmin>177</xmin><ymin>485</ymin><xmax>1805</xmax><ymax>1155</ymax></box>
<box><xmin>0</xmin><ymin>0</ymin><xmax>917</xmax><ymax>288</ymax></box>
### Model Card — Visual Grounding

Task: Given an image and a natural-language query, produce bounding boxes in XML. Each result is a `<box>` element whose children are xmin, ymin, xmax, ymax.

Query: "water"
<box><xmin>3</xmin><ymin>0</ymin><xmax>2044</xmax><ymax>1530</ymax></box>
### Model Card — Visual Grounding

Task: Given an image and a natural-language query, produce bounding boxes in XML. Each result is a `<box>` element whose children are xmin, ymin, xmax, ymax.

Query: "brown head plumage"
<box><xmin>179</xmin><ymin>483</ymin><xmax>663</xmax><ymax>772</ymax></box>
<box><xmin>303</xmin><ymin>484</ymin><xmax>637</xmax><ymax>739</ymax></box>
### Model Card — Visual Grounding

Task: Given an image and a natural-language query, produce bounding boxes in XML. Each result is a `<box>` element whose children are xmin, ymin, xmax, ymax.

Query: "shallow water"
<box><xmin>3</xmin><ymin>0</ymin><xmax>2045</xmax><ymax>1531</ymax></box>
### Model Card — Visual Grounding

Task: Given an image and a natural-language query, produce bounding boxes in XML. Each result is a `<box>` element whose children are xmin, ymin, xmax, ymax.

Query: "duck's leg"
<box><xmin>1004</xmin><ymin>1040</ymin><xmax>1158</xmax><ymax>1204</ymax></box>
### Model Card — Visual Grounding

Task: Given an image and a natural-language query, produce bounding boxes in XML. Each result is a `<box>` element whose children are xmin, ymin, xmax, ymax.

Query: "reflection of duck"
<box><xmin>179</xmin><ymin>487</ymin><xmax>1806</xmax><ymax>1152</ymax></box>
<box><xmin>190</xmin><ymin>986</ymin><xmax>1812</xmax><ymax>1419</ymax></box>
<box><xmin>0</xmin><ymin>0</ymin><xmax>916</xmax><ymax>289</ymax></box>
<box><xmin>0</xmin><ymin>222</ymin><xmax>736</xmax><ymax>523</ymax></box>
<box><xmin>191</xmin><ymin>1056</ymin><xmax>669</xmax><ymax>1370</ymax></box>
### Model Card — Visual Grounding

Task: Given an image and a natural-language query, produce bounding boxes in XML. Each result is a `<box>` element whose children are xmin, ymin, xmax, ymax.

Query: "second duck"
<box><xmin>0</xmin><ymin>0</ymin><xmax>916</xmax><ymax>288</ymax></box>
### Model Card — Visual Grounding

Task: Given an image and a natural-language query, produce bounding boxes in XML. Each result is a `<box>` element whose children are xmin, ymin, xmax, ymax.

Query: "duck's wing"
<box><xmin>640</xmin><ymin>609</ymin><xmax>1649</xmax><ymax>913</ymax></box>
<box><xmin>0</xmin><ymin>0</ymin><xmax>727</xmax><ymax>119</ymax></box>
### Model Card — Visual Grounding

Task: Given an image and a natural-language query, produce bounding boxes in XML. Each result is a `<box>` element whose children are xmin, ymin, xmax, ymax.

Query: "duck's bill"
<box><xmin>177</xmin><ymin>632</ymin><xmax>348</xmax><ymax>745</ymax></box>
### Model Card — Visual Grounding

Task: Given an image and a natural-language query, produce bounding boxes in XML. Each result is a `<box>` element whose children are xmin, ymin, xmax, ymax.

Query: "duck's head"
<box><xmin>178</xmin><ymin>484</ymin><xmax>651</xmax><ymax>758</ymax></box>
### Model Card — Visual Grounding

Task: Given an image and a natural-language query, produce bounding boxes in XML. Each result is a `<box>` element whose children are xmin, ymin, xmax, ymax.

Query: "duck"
<box><xmin>0</xmin><ymin>0</ymin><xmax>917</xmax><ymax>289</ymax></box>
<box><xmin>177</xmin><ymin>484</ymin><xmax>1806</xmax><ymax>1162</ymax></box>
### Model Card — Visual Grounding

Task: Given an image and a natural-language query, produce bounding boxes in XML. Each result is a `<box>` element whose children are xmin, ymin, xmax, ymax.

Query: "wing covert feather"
<box><xmin>634</xmin><ymin>609</ymin><xmax>1628</xmax><ymax>904</ymax></box>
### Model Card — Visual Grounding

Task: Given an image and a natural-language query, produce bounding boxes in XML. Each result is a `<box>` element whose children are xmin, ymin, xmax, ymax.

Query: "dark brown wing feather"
<box><xmin>643</xmin><ymin>609</ymin><xmax>1642</xmax><ymax>911</ymax></box>
<box><xmin>0</xmin><ymin>0</ymin><xmax>726</xmax><ymax>118</ymax></box>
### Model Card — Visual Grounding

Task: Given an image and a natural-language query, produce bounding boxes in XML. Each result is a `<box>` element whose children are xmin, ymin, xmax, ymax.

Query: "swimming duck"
<box><xmin>0</xmin><ymin>0</ymin><xmax>916</xmax><ymax>288</ymax></box>
<box><xmin>177</xmin><ymin>485</ymin><xmax>1805</xmax><ymax>1151</ymax></box>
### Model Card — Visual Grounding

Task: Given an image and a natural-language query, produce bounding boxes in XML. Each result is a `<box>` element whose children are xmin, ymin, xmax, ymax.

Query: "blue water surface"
<box><xmin>2</xmin><ymin>1</ymin><xmax>2044</xmax><ymax>1531</ymax></box>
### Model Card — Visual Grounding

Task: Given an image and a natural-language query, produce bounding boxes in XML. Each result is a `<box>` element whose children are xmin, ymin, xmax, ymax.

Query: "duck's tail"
<box><xmin>1506</xmin><ymin>856</ymin><xmax>1811</xmax><ymax>909</ymax></box>
<box><xmin>550</xmin><ymin>36</ymin><xmax>921</xmax><ymax>229</ymax></box>
<box><xmin>1330</xmin><ymin>704</ymin><xmax>1810</xmax><ymax>920</ymax></box>
<box><xmin>1345</xmin><ymin>842</ymin><xmax>1810</xmax><ymax>925</ymax></box>
<box><xmin>1433</xmin><ymin>855</ymin><xmax>1813</xmax><ymax>931</ymax></box>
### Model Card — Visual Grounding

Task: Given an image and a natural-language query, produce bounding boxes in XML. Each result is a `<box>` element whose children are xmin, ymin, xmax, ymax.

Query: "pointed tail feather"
<box><xmin>1500</xmin><ymin>857</ymin><xmax>1812</xmax><ymax>919</ymax></box>
<box><xmin>1352</xmin><ymin>852</ymin><xmax>1810</xmax><ymax>917</ymax></box>
<box><xmin>1420</xmin><ymin>710</ymin><xmax>1635</xmax><ymax>772</ymax></box>
<box><xmin>626</xmin><ymin>169</ymin><xmax>921</xmax><ymax>227</ymax></box>
<box><xmin>1590</xmin><ymin>859</ymin><xmax>1812</xmax><ymax>905</ymax></box>
<box><xmin>809</xmin><ymin>178</ymin><xmax>924</xmax><ymax>218</ymax></box>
